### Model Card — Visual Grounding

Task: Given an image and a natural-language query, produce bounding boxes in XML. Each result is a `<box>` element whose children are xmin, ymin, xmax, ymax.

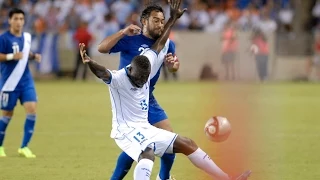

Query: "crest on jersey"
<box><xmin>141</xmin><ymin>44</ymin><xmax>149</xmax><ymax>48</ymax></box>
<box><xmin>140</xmin><ymin>99</ymin><xmax>148</xmax><ymax>111</ymax></box>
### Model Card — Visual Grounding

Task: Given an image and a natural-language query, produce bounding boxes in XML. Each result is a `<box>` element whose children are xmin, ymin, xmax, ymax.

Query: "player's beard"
<box><xmin>148</xmin><ymin>27</ymin><xmax>162</xmax><ymax>40</ymax></box>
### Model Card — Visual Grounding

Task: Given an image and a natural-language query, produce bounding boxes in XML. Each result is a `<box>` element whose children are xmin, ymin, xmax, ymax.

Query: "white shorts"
<box><xmin>113</xmin><ymin>125</ymin><xmax>178</xmax><ymax>162</ymax></box>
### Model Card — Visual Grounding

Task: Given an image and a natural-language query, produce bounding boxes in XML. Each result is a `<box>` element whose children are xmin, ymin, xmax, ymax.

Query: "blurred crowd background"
<box><xmin>1</xmin><ymin>0</ymin><xmax>320</xmax><ymax>82</ymax></box>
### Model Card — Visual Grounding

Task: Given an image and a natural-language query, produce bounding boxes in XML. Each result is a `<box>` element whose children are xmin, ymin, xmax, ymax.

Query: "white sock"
<box><xmin>133</xmin><ymin>158</ymin><xmax>154</xmax><ymax>180</ymax></box>
<box><xmin>188</xmin><ymin>148</ymin><xmax>230</xmax><ymax>180</ymax></box>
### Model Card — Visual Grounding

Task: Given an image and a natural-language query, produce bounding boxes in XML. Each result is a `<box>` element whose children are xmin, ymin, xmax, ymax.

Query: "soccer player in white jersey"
<box><xmin>98</xmin><ymin>4</ymin><xmax>178</xmax><ymax>179</ymax></box>
<box><xmin>0</xmin><ymin>8</ymin><xmax>41</xmax><ymax>158</ymax></box>
<box><xmin>79</xmin><ymin>0</ymin><xmax>251</xmax><ymax>179</ymax></box>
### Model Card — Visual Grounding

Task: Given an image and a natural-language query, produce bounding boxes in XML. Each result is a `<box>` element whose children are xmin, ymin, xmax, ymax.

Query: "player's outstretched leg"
<box><xmin>158</xmin><ymin>153</ymin><xmax>176</xmax><ymax>180</ymax></box>
<box><xmin>173</xmin><ymin>136</ymin><xmax>251</xmax><ymax>180</ymax></box>
<box><xmin>110</xmin><ymin>151</ymin><xmax>134</xmax><ymax>180</ymax></box>
<box><xmin>134</xmin><ymin>147</ymin><xmax>155</xmax><ymax>180</ymax></box>
<box><xmin>19</xmin><ymin>101</ymin><xmax>37</xmax><ymax>158</ymax></box>
<box><xmin>0</xmin><ymin>110</ymin><xmax>13</xmax><ymax>157</ymax></box>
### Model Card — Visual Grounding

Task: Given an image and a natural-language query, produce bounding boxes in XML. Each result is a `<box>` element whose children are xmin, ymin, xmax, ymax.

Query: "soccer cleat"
<box><xmin>18</xmin><ymin>147</ymin><xmax>36</xmax><ymax>158</ymax></box>
<box><xmin>0</xmin><ymin>146</ymin><xmax>6</xmax><ymax>157</ymax></box>
<box><xmin>231</xmin><ymin>170</ymin><xmax>252</xmax><ymax>180</ymax></box>
<box><xmin>156</xmin><ymin>175</ymin><xmax>176</xmax><ymax>180</ymax></box>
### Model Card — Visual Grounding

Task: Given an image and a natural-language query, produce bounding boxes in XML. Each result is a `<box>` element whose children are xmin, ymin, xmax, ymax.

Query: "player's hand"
<box><xmin>34</xmin><ymin>53</ymin><xmax>41</xmax><ymax>63</ymax></box>
<box><xmin>165</xmin><ymin>53</ymin><xmax>179</xmax><ymax>72</ymax></box>
<box><xmin>169</xmin><ymin>0</ymin><xmax>187</xmax><ymax>20</ymax></box>
<box><xmin>14</xmin><ymin>52</ymin><xmax>23</xmax><ymax>60</ymax></box>
<box><xmin>79</xmin><ymin>43</ymin><xmax>91</xmax><ymax>64</ymax></box>
<box><xmin>122</xmin><ymin>24</ymin><xmax>141</xmax><ymax>36</ymax></box>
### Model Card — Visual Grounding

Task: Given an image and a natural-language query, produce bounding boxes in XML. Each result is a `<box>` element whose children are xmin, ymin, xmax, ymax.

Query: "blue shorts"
<box><xmin>148</xmin><ymin>95</ymin><xmax>168</xmax><ymax>125</ymax></box>
<box><xmin>0</xmin><ymin>88</ymin><xmax>37</xmax><ymax>111</ymax></box>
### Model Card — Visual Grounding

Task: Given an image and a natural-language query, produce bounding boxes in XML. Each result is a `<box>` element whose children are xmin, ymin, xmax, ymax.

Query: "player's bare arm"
<box><xmin>0</xmin><ymin>52</ymin><xmax>23</xmax><ymax>61</ymax></box>
<box><xmin>98</xmin><ymin>24</ymin><xmax>141</xmax><ymax>53</ymax></box>
<box><xmin>80</xmin><ymin>43</ymin><xmax>111</xmax><ymax>82</ymax></box>
<box><xmin>151</xmin><ymin>0</ymin><xmax>186</xmax><ymax>53</ymax></box>
<box><xmin>164</xmin><ymin>53</ymin><xmax>179</xmax><ymax>72</ymax></box>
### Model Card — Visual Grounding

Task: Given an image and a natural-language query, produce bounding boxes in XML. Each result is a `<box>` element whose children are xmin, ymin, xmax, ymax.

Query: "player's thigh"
<box><xmin>146</xmin><ymin>126</ymin><xmax>178</xmax><ymax>157</ymax></box>
<box><xmin>148</xmin><ymin>97</ymin><xmax>173</xmax><ymax>131</ymax></box>
<box><xmin>115</xmin><ymin>125</ymin><xmax>154</xmax><ymax>162</ymax></box>
<box><xmin>0</xmin><ymin>91</ymin><xmax>19</xmax><ymax>115</ymax></box>
<box><xmin>115</xmin><ymin>136</ymin><xmax>142</xmax><ymax>162</ymax></box>
<box><xmin>153</xmin><ymin>119</ymin><xmax>173</xmax><ymax>132</ymax></box>
<box><xmin>20</xmin><ymin>88</ymin><xmax>37</xmax><ymax>114</ymax></box>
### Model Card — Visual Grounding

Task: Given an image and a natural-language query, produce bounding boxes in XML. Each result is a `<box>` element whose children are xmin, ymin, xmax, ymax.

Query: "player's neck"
<box><xmin>9</xmin><ymin>28</ymin><xmax>22</xmax><ymax>37</ymax></box>
<box><xmin>143</xmin><ymin>31</ymin><xmax>154</xmax><ymax>40</ymax></box>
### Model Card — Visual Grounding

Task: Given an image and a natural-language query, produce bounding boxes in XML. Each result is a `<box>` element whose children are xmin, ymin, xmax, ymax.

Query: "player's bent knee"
<box><xmin>23</xmin><ymin>102</ymin><xmax>37</xmax><ymax>114</ymax></box>
<box><xmin>173</xmin><ymin>135</ymin><xmax>198</xmax><ymax>155</ymax></box>
<box><xmin>2</xmin><ymin>110</ymin><xmax>13</xmax><ymax>117</ymax></box>
<box><xmin>139</xmin><ymin>147</ymin><xmax>155</xmax><ymax>162</ymax></box>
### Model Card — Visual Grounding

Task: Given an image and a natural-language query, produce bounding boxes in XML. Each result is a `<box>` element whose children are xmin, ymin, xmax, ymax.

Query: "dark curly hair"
<box><xmin>140</xmin><ymin>4</ymin><xmax>164</xmax><ymax>25</ymax></box>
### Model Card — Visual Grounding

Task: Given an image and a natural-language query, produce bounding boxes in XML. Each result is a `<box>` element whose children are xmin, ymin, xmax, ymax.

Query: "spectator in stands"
<box><xmin>306</xmin><ymin>32</ymin><xmax>320</xmax><ymax>81</ymax></box>
<box><xmin>250</xmin><ymin>28</ymin><xmax>269</xmax><ymax>81</ymax></box>
<box><xmin>73</xmin><ymin>20</ymin><xmax>93</xmax><ymax>81</ymax></box>
<box><xmin>102</xmin><ymin>13</ymin><xmax>120</xmax><ymax>37</ymax></box>
<box><xmin>110</xmin><ymin>0</ymin><xmax>133</xmax><ymax>29</ymax></box>
<box><xmin>256</xmin><ymin>7</ymin><xmax>277</xmax><ymax>34</ymax></box>
<box><xmin>221</xmin><ymin>20</ymin><xmax>238</xmax><ymax>80</ymax></box>
<box><xmin>278</xmin><ymin>3</ymin><xmax>294</xmax><ymax>35</ymax></box>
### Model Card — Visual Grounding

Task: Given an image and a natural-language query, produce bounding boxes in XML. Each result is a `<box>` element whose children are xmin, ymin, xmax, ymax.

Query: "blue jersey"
<box><xmin>109</xmin><ymin>34</ymin><xmax>175</xmax><ymax>93</ymax></box>
<box><xmin>0</xmin><ymin>31</ymin><xmax>34</xmax><ymax>91</ymax></box>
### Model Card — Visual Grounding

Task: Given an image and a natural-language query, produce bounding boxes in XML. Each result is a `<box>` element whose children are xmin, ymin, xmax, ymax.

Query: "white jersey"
<box><xmin>106</xmin><ymin>49</ymin><xmax>163</xmax><ymax>138</ymax></box>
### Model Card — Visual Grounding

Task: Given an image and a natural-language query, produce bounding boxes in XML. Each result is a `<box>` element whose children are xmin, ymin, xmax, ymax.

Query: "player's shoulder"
<box><xmin>118</xmin><ymin>34</ymin><xmax>144</xmax><ymax>47</ymax></box>
<box><xmin>121</xmin><ymin>34</ymin><xmax>140</xmax><ymax>41</ymax></box>
<box><xmin>142</xmin><ymin>49</ymin><xmax>158</xmax><ymax>62</ymax></box>
<box><xmin>0</xmin><ymin>31</ymin><xmax>10</xmax><ymax>39</ymax></box>
<box><xmin>143</xmin><ymin>49</ymin><xmax>158</xmax><ymax>57</ymax></box>
<box><xmin>109</xmin><ymin>68</ymin><xmax>127</xmax><ymax>77</ymax></box>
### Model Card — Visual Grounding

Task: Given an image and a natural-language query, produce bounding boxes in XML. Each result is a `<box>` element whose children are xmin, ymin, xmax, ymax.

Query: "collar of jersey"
<box><xmin>124</xmin><ymin>65</ymin><xmax>131</xmax><ymax>76</ymax></box>
<box><xmin>140</xmin><ymin>34</ymin><xmax>156</xmax><ymax>42</ymax></box>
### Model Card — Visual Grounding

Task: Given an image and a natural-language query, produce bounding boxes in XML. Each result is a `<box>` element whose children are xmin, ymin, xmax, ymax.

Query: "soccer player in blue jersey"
<box><xmin>0</xmin><ymin>8</ymin><xmax>41</xmax><ymax>158</ymax></box>
<box><xmin>98</xmin><ymin>4</ymin><xmax>179</xmax><ymax>180</ymax></box>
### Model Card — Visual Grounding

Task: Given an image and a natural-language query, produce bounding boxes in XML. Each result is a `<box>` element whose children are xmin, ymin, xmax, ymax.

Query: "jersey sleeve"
<box><xmin>109</xmin><ymin>36</ymin><xmax>131</xmax><ymax>54</ymax></box>
<box><xmin>0</xmin><ymin>35</ymin><xmax>7</xmax><ymax>54</ymax></box>
<box><xmin>104</xmin><ymin>69</ymin><xmax>125</xmax><ymax>89</ymax></box>
<box><xmin>141</xmin><ymin>49</ymin><xmax>161</xmax><ymax>78</ymax></box>
<box><xmin>168</xmin><ymin>40</ymin><xmax>176</xmax><ymax>55</ymax></box>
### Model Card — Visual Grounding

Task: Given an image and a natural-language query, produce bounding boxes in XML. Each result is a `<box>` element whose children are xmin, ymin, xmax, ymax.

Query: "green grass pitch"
<box><xmin>0</xmin><ymin>81</ymin><xmax>319</xmax><ymax>180</ymax></box>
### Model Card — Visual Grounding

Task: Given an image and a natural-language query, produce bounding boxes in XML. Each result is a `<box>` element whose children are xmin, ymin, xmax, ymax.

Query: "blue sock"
<box><xmin>21</xmin><ymin>114</ymin><xmax>36</xmax><ymax>148</ymax></box>
<box><xmin>0</xmin><ymin>116</ymin><xmax>12</xmax><ymax>146</ymax></box>
<box><xmin>159</xmin><ymin>153</ymin><xmax>176</xmax><ymax>180</ymax></box>
<box><xmin>110</xmin><ymin>151</ymin><xmax>134</xmax><ymax>180</ymax></box>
